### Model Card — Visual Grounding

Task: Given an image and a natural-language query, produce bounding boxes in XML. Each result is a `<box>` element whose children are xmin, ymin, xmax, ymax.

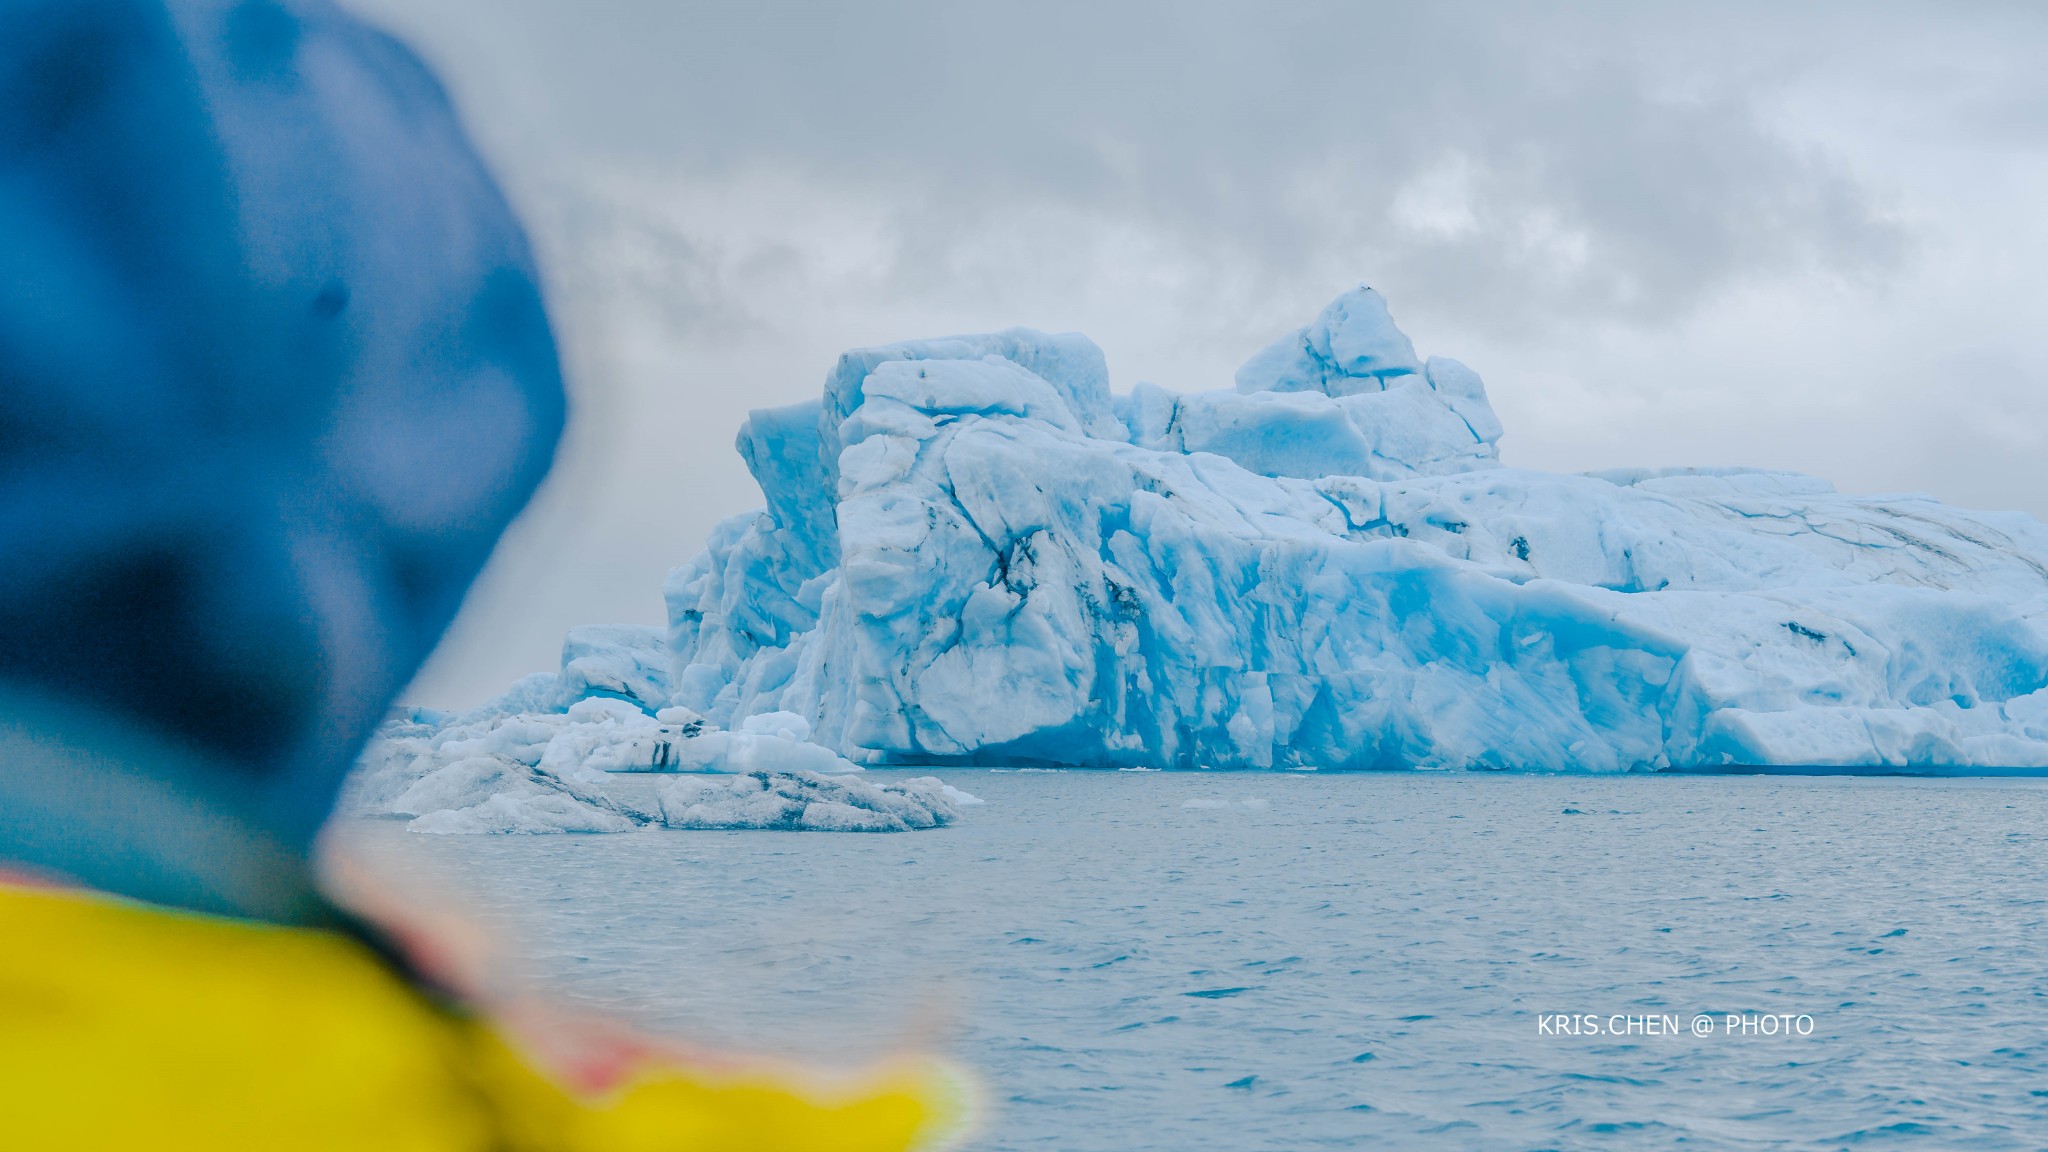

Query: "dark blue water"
<box><xmin>342</xmin><ymin>771</ymin><xmax>2048</xmax><ymax>1150</ymax></box>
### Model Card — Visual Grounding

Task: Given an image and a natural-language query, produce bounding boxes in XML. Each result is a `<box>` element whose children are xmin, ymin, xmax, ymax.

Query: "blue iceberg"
<box><xmin>395</xmin><ymin>286</ymin><xmax>2048</xmax><ymax>778</ymax></box>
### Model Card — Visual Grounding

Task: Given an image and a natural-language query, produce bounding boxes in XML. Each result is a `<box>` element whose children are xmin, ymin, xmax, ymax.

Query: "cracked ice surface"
<box><xmin>388</xmin><ymin>285</ymin><xmax>2048</xmax><ymax>783</ymax></box>
<box><xmin>349</xmin><ymin>701</ymin><xmax>972</xmax><ymax>833</ymax></box>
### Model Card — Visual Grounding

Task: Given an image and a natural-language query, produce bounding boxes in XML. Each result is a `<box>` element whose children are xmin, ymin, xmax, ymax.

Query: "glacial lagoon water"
<box><xmin>343</xmin><ymin>771</ymin><xmax>2048</xmax><ymax>1150</ymax></box>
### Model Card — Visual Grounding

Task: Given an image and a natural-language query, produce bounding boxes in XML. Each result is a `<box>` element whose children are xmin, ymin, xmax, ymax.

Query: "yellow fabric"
<box><xmin>0</xmin><ymin>884</ymin><xmax>964</xmax><ymax>1151</ymax></box>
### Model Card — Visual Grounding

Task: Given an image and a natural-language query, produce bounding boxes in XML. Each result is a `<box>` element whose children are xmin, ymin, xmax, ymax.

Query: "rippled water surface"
<box><xmin>344</xmin><ymin>772</ymin><xmax>2048</xmax><ymax>1150</ymax></box>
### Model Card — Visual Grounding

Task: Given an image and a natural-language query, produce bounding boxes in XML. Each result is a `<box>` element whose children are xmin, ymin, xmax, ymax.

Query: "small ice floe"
<box><xmin>351</xmin><ymin>694</ymin><xmax>976</xmax><ymax>833</ymax></box>
<box><xmin>395</xmin><ymin>757</ymin><xmax>644</xmax><ymax>835</ymax></box>
<box><xmin>389</xmin><ymin>761</ymin><xmax>980</xmax><ymax>836</ymax></box>
<box><xmin>656</xmin><ymin>771</ymin><xmax>975</xmax><ymax>832</ymax></box>
<box><xmin>1181</xmin><ymin>797</ymin><xmax>1271</xmax><ymax>811</ymax></box>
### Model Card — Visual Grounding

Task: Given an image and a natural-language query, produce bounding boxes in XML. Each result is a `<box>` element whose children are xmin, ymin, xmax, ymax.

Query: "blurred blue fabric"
<box><xmin>0</xmin><ymin>0</ymin><xmax>566</xmax><ymax>852</ymax></box>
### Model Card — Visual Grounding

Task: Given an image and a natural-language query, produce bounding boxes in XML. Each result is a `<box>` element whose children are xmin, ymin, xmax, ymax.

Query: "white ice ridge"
<box><xmin>657</xmin><ymin>772</ymin><xmax>978</xmax><ymax>833</ymax></box>
<box><xmin>386</xmin><ymin>284</ymin><xmax>2048</xmax><ymax>774</ymax></box>
<box><xmin>350</xmin><ymin>697</ymin><xmax>974</xmax><ymax>832</ymax></box>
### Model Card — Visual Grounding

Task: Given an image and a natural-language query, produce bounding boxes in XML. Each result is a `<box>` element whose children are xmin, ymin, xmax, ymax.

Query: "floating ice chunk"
<box><xmin>654</xmin><ymin>771</ymin><xmax>966</xmax><ymax>832</ymax></box>
<box><xmin>409</xmin><ymin>791</ymin><xmax>641</xmax><ymax>835</ymax></box>
<box><xmin>384</xmin><ymin>754</ymin><xmax>644</xmax><ymax>835</ymax></box>
<box><xmin>393</xmin><ymin>755</ymin><xmax>548</xmax><ymax>816</ymax></box>
<box><xmin>351</xmin><ymin>693</ymin><xmax>865</xmax><ymax>823</ymax></box>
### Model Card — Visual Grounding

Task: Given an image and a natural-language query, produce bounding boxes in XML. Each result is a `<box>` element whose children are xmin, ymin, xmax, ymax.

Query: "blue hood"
<box><xmin>0</xmin><ymin>0</ymin><xmax>566</xmax><ymax>850</ymax></box>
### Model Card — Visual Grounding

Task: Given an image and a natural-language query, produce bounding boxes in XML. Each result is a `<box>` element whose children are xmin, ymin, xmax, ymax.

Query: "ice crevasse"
<box><xmin>415</xmin><ymin>286</ymin><xmax>2048</xmax><ymax>775</ymax></box>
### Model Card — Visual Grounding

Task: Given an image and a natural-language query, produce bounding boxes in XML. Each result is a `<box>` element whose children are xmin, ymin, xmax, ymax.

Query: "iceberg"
<box><xmin>381</xmin><ymin>284</ymin><xmax>2048</xmax><ymax>777</ymax></box>
<box><xmin>349</xmin><ymin>705</ymin><xmax>971</xmax><ymax>833</ymax></box>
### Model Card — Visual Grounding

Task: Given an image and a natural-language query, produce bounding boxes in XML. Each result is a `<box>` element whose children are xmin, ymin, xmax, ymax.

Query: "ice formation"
<box><xmin>384</xmin><ymin>284</ymin><xmax>2048</xmax><ymax>776</ymax></box>
<box><xmin>657</xmin><ymin>772</ymin><xmax>975</xmax><ymax>833</ymax></box>
<box><xmin>350</xmin><ymin>704</ymin><xmax>971</xmax><ymax>833</ymax></box>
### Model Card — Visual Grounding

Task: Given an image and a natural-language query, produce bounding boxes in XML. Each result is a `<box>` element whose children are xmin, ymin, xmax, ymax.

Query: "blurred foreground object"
<box><xmin>0</xmin><ymin>1</ymin><xmax>964</xmax><ymax>1146</ymax></box>
<box><xmin>0</xmin><ymin>878</ymin><xmax>962</xmax><ymax>1150</ymax></box>
<box><xmin>0</xmin><ymin>0</ymin><xmax>567</xmax><ymax>850</ymax></box>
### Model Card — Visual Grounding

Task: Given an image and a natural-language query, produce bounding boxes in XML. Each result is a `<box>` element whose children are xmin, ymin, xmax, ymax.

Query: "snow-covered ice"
<box><xmin>656</xmin><ymin>771</ymin><xmax>971</xmax><ymax>833</ymax></box>
<box><xmin>349</xmin><ymin>706</ymin><xmax>972</xmax><ymax>834</ymax></box>
<box><xmin>371</xmin><ymin>284</ymin><xmax>2048</xmax><ymax>791</ymax></box>
<box><xmin>347</xmin><ymin>702</ymin><xmax>950</xmax><ymax>833</ymax></box>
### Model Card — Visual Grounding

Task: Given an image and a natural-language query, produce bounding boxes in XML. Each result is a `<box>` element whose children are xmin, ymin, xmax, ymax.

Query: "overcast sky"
<box><xmin>343</xmin><ymin>0</ymin><xmax>2048</xmax><ymax>708</ymax></box>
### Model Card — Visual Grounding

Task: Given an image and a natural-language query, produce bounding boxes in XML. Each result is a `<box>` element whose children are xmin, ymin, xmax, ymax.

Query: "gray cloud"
<box><xmin>366</xmin><ymin>0</ymin><xmax>1912</xmax><ymax>323</ymax></box>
